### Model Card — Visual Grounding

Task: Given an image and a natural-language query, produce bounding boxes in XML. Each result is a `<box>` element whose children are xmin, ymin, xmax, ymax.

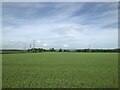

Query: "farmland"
<box><xmin>2</xmin><ymin>52</ymin><xmax>118</xmax><ymax>88</ymax></box>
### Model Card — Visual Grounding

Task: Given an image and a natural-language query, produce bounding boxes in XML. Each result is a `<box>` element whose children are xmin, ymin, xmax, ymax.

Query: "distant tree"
<box><xmin>34</xmin><ymin>48</ymin><xmax>36</xmax><ymax>53</ymax></box>
<box><xmin>43</xmin><ymin>49</ymin><xmax>46</xmax><ymax>52</ymax></box>
<box><xmin>27</xmin><ymin>49</ymin><xmax>31</xmax><ymax>52</ymax></box>
<box><xmin>38</xmin><ymin>48</ymin><xmax>44</xmax><ymax>52</ymax></box>
<box><xmin>49</xmin><ymin>48</ymin><xmax>56</xmax><ymax>52</ymax></box>
<box><xmin>64</xmin><ymin>50</ymin><xmax>66</xmax><ymax>52</ymax></box>
<box><xmin>32</xmin><ymin>48</ymin><xmax>35</xmax><ymax>53</ymax></box>
<box><xmin>66</xmin><ymin>50</ymin><xmax>69</xmax><ymax>52</ymax></box>
<box><xmin>59</xmin><ymin>48</ymin><xmax>62</xmax><ymax>52</ymax></box>
<box><xmin>51</xmin><ymin>48</ymin><xmax>55</xmax><ymax>52</ymax></box>
<box><xmin>75</xmin><ymin>49</ymin><xmax>81</xmax><ymax>52</ymax></box>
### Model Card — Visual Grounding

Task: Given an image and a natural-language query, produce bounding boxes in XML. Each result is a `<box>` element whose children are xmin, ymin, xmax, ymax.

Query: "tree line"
<box><xmin>27</xmin><ymin>48</ymin><xmax>120</xmax><ymax>53</ymax></box>
<box><xmin>27</xmin><ymin>48</ymin><xmax>69</xmax><ymax>53</ymax></box>
<box><xmin>1</xmin><ymin>48</ymin><xmax>120</xmax><ymax>54</ymax></box>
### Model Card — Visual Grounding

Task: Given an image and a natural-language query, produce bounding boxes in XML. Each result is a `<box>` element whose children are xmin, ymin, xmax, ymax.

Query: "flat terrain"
<box><xmin>2</xmin><ymin>53</ymin><xmax>118</xmax><ymax>88</ymax></box>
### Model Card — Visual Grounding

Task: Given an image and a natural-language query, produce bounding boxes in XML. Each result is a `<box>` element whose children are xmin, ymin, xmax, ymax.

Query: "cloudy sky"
<box><xmin>2</xmin><ymin>2</ymin><xmax>118</xmax><ymax>49</ymax></box>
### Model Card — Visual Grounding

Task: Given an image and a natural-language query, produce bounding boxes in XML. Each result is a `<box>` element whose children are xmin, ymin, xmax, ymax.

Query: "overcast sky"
<box><xmin>2</xmin><ymin>2</ymin><xmax>118</xmax><ymax>49</ymax></box>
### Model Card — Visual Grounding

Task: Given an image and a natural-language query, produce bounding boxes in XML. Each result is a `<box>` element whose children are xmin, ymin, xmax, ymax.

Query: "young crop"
<box><xmin>2</xmin><ymin>53</ymin><xmax>118</xmax><ymax>88</ymax></box>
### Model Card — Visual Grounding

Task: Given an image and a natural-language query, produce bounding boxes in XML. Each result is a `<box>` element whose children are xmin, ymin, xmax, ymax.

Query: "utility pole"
<box><xmin>89</xmin><ymin>44</ymin><xmax>91</xmax><ymax>52</ymax></box>
<box><xmin>23</xmin><ymin>43</ymin><xmax>26</xmax><ymax>53</ymax></box>
<box><xmin>25</xmin><ymin>46</ymin><xmax>26</xmax><ymax>53</ymax></box>
<box><xmin>30</xmin><ymin>44</ymin><xmax>32</xmax><ymax>49</ymax></box>
<box><xmin>33</xmin><ymin>40</ymin><xmax>35</xmax><ymax>53</ymax></box>
<box><xmin>29</xmin><ymin>43</ymin><xmax>32</xmax><ymax>52</ymax></box>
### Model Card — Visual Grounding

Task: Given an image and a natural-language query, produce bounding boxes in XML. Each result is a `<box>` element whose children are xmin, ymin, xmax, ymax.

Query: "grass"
<box><xmin>2</xmin><ymin>52</ymin><xmax>118</xmax><ymax>88</ymax></box>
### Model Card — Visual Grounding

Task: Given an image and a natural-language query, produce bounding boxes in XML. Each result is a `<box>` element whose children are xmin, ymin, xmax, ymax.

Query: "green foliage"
<box><xmin>2</xmin><ymin>50</ymin><xmax>26</xmax><ymax>54</ymax></box>
<box><xmin>49</xmin><ymin>48</ymin><xmax>56</xmax><ymax>52</ymax></box>
<box><xmin>59</xmin><ymin>48</ymin><xmax>62</xmax><ymax>52</ymax></box>
<box><xmin>2</xmin><ymin>53</ymin><xmax>118</xmax><ymax>88</ymax></box>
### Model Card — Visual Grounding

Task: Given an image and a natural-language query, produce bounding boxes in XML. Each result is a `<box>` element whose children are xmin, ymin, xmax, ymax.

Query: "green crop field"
<box><xmin>2</xmin><ymin>53</ymin><xmax>118</xmax><ymax>88</ymax></box>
